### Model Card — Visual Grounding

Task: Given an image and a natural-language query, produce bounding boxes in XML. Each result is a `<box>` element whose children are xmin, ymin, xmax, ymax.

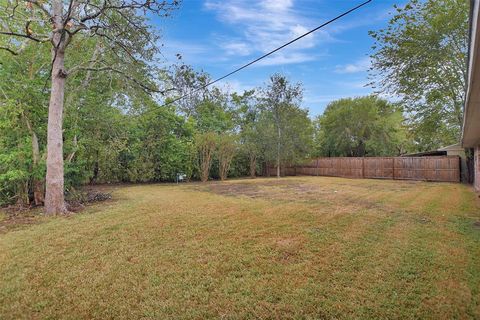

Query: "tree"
<box><xmin>0</xmin><ymin>99</ymin><xmax>32</xmax><ymax>206</ymax></box>
<box><xmin>258</xmin><ymin>74</ymin><xmax>312</xmax><ymax>177</ymax></box>
<box><xmin>231</xmin><ymin>90</ymin><xmax>259</xmax><ymax>178</ymax></box>
<box><xmin>166</xmin><ymin>64</ymin><xmax>213</xmax><ymax>117</ymax></box>
<box><xmin>241</xmin><ymin>127</ymin><xmax>260</xmax><ymax>178</ymax></box>
<box><xmin>217</xmin><ymin>135</ymin><xmax>237</xmax><ymax>181</ymax></box>
<box><xmin>194</xmin><ymin>97</ymin><xmax>233</xmax><ymax>134</ymax></box>
<box><xmin>315</xmin><ymin>96</ymin><xmax>408</xmax><ymax>157</ymax></box>
<box><xmin>195</xmin><ymin>132</ymin><xmax>216</xmax><ymax>182</ymax></box>
<box><xmin>369</xmin><ymin>0</ymin><xmax>469</xmax><ymax>151</ymax></box>
<box><xmin>0</xmin><ymin>0</ymin><xmax>179</xmax><ymax>214</ymax></box>
<box><xmin>0</xmin><ymin>41</ymin><xmax>50</xmax><ymax>206</ymax></box>
<box><xmin>126</xmin><ymin>102</ymin><xmax>195</xmax><ymax>182</ymax></box>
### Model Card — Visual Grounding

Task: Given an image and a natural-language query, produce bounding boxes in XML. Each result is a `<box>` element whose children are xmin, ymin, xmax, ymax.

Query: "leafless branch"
<box><xmin>0</xmin><ymin>30</ymin><xmax>43</xmax><ymax>42</ymax></box>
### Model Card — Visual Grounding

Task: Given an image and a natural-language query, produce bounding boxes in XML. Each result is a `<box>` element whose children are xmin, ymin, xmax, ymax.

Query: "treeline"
<box><xmin>0</xmin><ymin>0</ymin><xmax>469</xmax><ymax>208</ymax></box>
<box><xmin>0</xmin><ymin>42</ymin><xmax>406</xmax><ymax>207</ymax></box>
<box><xmin>0</xmin><ymin>53</ymin><xmax>409</xmax><ymax>207</ymax></box>
<box><xmin>0</xmin><ymin>45</ymin><xmax>319</xmax><ymax>206</ymax></box>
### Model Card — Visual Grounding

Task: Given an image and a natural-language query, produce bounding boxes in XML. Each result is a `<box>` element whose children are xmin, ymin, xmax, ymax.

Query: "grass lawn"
<box><xmin>1</xmin><ymin>177</ymin><xmax>479</xmax><ymax>319</ymax></box>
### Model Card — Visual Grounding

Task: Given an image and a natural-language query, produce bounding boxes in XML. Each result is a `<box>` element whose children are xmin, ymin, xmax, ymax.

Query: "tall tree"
<box><xmin>232</xmin><ymin>90</ymin><xmax>259</xmax><ymax>178</ymax></box>
<box><xmin>0</xmin><ymin>0</ymin><xmax>178</xmax><ymax>214</ymax></box>
<box><xmin>216</xmin><ymin>134</ymin><xmax>236</xmax><ymax>181</ymax></box>
<box><xmin>258</xmin><ymin>74</ymin><xmax>311</xmax><ymax>177</ymax></box>
<box><xmin>195</xmin><ymin>132</ymin><xmax>216</xmax><ymax>182</ymax></box>
<box><xmin>0</xmin><ymin>41</ymin><xmax>50</xmax><ymax>206</ymax></box>
<box><xmin>241</xmin><ymin>126</ymin><xmax>260</xmax><ymax>178</ymax></box>
<box><xmin>315</xmin><ymin>96</ymin><xmax>408</xmax><ymax>157</ymax></box>
<box><xmin>369</xmin><ymin>0</ymin><xmax>469</xmax><ymax>151</ymax></box>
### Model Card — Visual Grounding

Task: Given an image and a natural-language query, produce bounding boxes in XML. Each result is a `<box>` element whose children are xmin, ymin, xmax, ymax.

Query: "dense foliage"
<box><xmin>0</xmin><ymin>40</ymin><xmax>319</xmax><ymax>206</ymax></box>
<box><xmin>315</xmin><ymin>96</ymin><xmax>408</xmax><ymax>157</ymax></box>
<box><xmin>369</xmin><ymin>0</ymin><xmax>469</xmax><ymax>151</ymax></box>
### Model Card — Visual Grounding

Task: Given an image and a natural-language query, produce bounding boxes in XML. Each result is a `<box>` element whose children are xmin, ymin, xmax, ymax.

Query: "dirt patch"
<box><xmin>195</xmin><ymin>182</ymin><xmax>262</xmax><ymax>198</ymax></box>
<box><xmin>191</xmin><ymin>180</ymin><xmax>335</xmax><ymax>202</ymax></box>
<box><xmin>66</xmin><ymin>188</ymin><xmax>113</xmax><ymax>212</ymax></box>
<box><xmin>190</xmin><ymin>180</ymin><xmax>402</xmax><ymax>217</ymax></box>
<box><xmin>0</xmin><ymin>185</ymin><xmax>119</xmax><ymax>233</ymax></box>
<box><xmin>0</xmin><ymin>209</ymin><xmax>43</xmax><ymax>234</ymax></box>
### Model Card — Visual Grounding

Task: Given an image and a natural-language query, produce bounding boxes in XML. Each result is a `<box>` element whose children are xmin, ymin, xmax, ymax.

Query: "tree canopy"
<box><xmin>369</xmin><ymin>0</ymin><xmax>469</xmax><ymax>151</ymax></box>
<box><xmin>315</xmin><ymin>96</ymin><xmax>408</xmax><ymax>157</ymax></box>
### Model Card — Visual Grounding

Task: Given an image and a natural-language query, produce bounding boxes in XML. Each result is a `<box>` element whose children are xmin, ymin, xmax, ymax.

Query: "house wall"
<box><xmin>475</xmin><ymin>146</ymin><xmax>480</xmax><ymax>192</ymax></box>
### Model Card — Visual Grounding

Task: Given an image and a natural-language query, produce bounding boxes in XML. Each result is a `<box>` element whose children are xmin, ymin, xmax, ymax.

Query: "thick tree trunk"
<box><xmin>45</xmin><ymin>4</ymin><xmax>68</xmax><ymax>214</ymax></box>
<box><xmin>45</xmin><ymin>48</ymin><xmax>68</xmax><ymax>214</ymax></box>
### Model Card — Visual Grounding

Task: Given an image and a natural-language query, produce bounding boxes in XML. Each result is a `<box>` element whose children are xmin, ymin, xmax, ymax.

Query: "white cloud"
<box><xmin>304</xmin><ymin>94</ymin><xmax>348</xmax><ymax>104</ymax></box>
<box><xmin>261</xmin><ymin>0</ymin><xmax>293</xmax><ymax>12</ymax></box>
<box><xmin>221</xmin><ymin>41</ymin><xmax>252</xmax><ymax>56</ymax></box>
<box><xmin>256</xmin><ymin>52</ymin><xmax>317</xmax><ymax>66</ymax></box>
<box><xmin>335</xmin><ymin>57</ymin><xmax>371</xmax><ymax>74</ymax></box>
<box><xmin>217</xmin><ymin>79</ymin><xmax>256</xmax><ymax>94</ymax></box>
<box><xmin>160</xmin><ymin>39</ymin><xmax>211</xmax><ymax>64</ymax></box>
<box><xmin>204</xmin><ymin>0</ymin><xmax>334</xmax><ymax>66</ymax></box>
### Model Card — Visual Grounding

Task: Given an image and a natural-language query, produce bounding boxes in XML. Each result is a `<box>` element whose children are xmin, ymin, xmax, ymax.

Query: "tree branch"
<box><xmin>25</xmin><ymin>0</ymin><xmax>51</xmax><ymax>16</ymax></box>
<box><xmin>73</xmin><ymin>66</ymin><xmax>164</xmax><ymax>94</ymax></box>
<box><xmin>0</xmin><ymin>30</ymin><xmax>49</xmax><ymax>42</ymax></box>
<box><xmin>0</xmin><ymin>46</ymin><xmax>18</xmax><ymax>55</ymax></box>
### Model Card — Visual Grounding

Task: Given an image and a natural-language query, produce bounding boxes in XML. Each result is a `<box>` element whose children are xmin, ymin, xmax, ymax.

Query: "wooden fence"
<box><xmin>267</xmin><ymin>156</ymin><xmax>460</xmax><ymax>182</ymax></box>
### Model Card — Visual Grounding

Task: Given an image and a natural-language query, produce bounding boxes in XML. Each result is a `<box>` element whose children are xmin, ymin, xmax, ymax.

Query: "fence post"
<box><xmin>316</xmin><ymin>158</ymin><xmax>319</xmax><ymax>176</ymax></box>
<box><xmin>392</xmin><ymin>157</ymin><xmax>396</xmax><ymax>180</ymax></box>
<box><xmin>362</xmin><ymin>157</ymin><xmax>365</xmax><ymax>178</ymax></box>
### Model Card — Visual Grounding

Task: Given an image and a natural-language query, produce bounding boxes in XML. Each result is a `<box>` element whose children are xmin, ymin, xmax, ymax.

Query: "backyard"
<box><xmin>1</xmin><ymin>176</ymin><xmax>479</xmax><ymax>319</ymax></box>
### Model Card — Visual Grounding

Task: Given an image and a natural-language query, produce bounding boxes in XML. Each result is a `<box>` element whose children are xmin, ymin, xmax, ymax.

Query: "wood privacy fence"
<box><xmin>267</xmin><ymin>156</ymin><xmax>460</xmax><ymax>182</ymax></box>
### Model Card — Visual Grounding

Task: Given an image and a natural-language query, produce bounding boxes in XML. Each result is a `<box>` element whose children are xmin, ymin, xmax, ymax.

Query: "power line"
<box><xmin>159</xmin><ymin>0</ymin><xmax>373</xmax><ymax>109</ymax></box>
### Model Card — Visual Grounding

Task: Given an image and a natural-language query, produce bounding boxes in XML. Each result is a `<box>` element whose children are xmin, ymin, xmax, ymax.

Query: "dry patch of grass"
<box><xmin>0</xmin><ymin>177</ymin><xmax>479</xmax><ymax>319</ymax></box>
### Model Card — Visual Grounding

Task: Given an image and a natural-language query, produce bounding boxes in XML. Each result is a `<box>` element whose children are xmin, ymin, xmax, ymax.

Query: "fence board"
<box><xmin>364</xmin><ymin>157</ymin><xmax>394</xmax><ymax>179</ymax></box>
<box><xmin>267</xmin><ymin>156</ymin><xmax>460</xmax><ymax>182</ymax></box>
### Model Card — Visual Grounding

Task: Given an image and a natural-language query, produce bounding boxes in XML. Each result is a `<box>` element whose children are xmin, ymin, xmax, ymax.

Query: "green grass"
<box><xmin>1</xmin><ymin>177</ymin><xmax>479</xmax><ymax>319</ymax></box>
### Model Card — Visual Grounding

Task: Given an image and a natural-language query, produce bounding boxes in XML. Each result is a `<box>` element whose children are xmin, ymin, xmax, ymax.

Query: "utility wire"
<box><xmin>159</xmin><ymin>0</ymin><xmax>373</xmax><ymax>108</ymax></box>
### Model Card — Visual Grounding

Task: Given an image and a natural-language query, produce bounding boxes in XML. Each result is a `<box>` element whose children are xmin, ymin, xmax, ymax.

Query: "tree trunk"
<box><xmin>249</xmin><ymin>154</ymin><xmax>256</xmax><ymax>178</ymax></box>
<box><xmin>66</xmin><ymin>135</ymin><xmax>77</xmax><ymax>163</ymax></box>
<box><xmin>91</xmin><ymin>160</ymin><xmax>99</xmax><ymax>184</ymax></box>
<box><xmin>16</xmin><ymin>181</ymin><xmax>29</xmax><ymax>207</ymax></box>
<box><xmin>45</xmin><ymin>4</ymin><xmax>68</xmax><ymax>215</ymax></box>
<box><xmin>219</xmin><ymin>161</ymin><xmax>226</xmax><ymax>181</ymax></box>
<box><xmin>23</xmin><ymin>115</ymin><xmax>44</xmax><ymax>205</ymax></box>
<box><xmin>31</xmin><ymin>131</ymin><xmax>45</xmax><ymax>206</ymax></box>
<box><xmin>276</xmin><ymin>125</ymin><xmax>281</xmax><ymax>178</ymax></box>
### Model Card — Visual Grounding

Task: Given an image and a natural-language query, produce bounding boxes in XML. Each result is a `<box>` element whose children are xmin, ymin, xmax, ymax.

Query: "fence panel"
<box><xmin>394</xmin><ymin>157</ymin><xmax>459</xmax><ymax>182</ymax></box>
<box><xmin>267</xmin><ymin>156</ymin><xmax>460</xmax><ymax>182</ymax></box>
<box><xmin>364</xmin><ymin>157</ymin><xmax>394</xmax><ymax>179</ymax></box>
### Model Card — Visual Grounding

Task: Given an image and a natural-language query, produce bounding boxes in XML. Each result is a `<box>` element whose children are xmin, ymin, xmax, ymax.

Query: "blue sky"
<box><xmin>155</xmin><ymin>0</ymin><xmax>402</xmax><ymax>117</ymax></box>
